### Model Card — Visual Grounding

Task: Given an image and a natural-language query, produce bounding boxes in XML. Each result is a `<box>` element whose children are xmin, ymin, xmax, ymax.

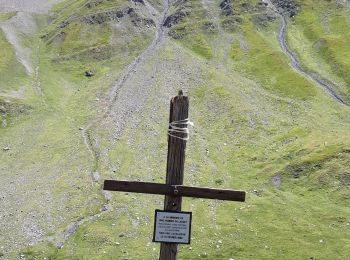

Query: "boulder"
<box><xmin>85</xmin><ymin>70</ymin><xmax>94</xmax><ymax>77</ymax></box>
<box><xmin>163</xmin><ymin>9</ymin><xmax>190</xmax><ymax>28</ymax></box>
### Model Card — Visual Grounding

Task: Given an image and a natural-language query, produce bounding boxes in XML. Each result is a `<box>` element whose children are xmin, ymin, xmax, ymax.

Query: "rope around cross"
<box><xmin>168</xmin><ymin>119</ymin><xmax>194</xmax><ymax>141</ymax></box>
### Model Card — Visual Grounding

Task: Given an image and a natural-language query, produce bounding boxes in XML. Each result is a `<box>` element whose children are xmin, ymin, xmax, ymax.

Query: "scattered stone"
<box><xmin>220</xmin><ymin>0</ymin><xmax>234</xmax><ymax>16</ymax></box>
<box><xmin>271</xmin><ymin>0</ymin><xmax>300</xmax><ymax>17</ymax></box>
<box><xmin>79</xmin><ymin>127</ymin><xmax>84</xmax><ymax>130</ymax></box>
<box><xmin>168</xmin><ymin>27</ymin><xmax>187</xmax><ymax>39</ymax></box>
<box><xmin>3</xmin><ymin>147</ymin><xmax>10</xmax><ymax>151</ymax></box>
<box><xmin>340</xmin><ymin>173</ymin><xmax>350</xmax><ymax>187</ymax></box>
<box><xmin>200</xmin><ymin>252</ymin><xmax>208</xmax><ymax>258</ymax></box>
<box><xmin>163</xmin><ymin>8</ymin><xmax>190</xmax><ymax>28</ymax></box>
<box><xmin>0</xmin><ymin>105</ymin><xmax>6</xmax><ymax>113</ymax></box>
<box><xmin>251</xmin><ymin>12</ymin><xmax>276</xmax><ymax>27</ymax></box>
<box><xmin>102</xmin><ymin>190</ymin><xmax>112</xmax><ymax>201</ymax></box>
<box><xmin>92</xmin><ymin>172</ymin><xmax>100</xmax><ymax>182</ymax></box>
<box><xmin>222</xmin><ymin>16</ymin><xmax>243</xmax><ymax>31</ymax></box>
<box><xmin>253</xmin><ymin>189</ymin><xmax>262</xmax><ymax>196</ymax></box>
<box><xmin>1</xmin><ymin>118</ymin><xmax>7</xmax><ymax>128</ymax></box>
<box><xmin>82</xmin><ymin>9</ymin><xmax>124</xmax><ymax>25</ymax></box>
<box><xmin>102</xmin><ymin>204</ymin><xmax>112</xmax><ymax>211</ymax></box>
<box><xmin>215</xmin><ymin>179</ymin><xmax>223</xmax><ymax>185</ymax></box>
<box><xmin>85</xmin><ymin>70</ymin><xmax>94</xmax><ymax>77</ymax></box>
<box><xmin>271</xmin><ymin>175</ymin><xmax>282</xmax><ymax>188</ymax></box>
<box><xmin>241</xmin><ymin>2</ymin><xmax>250</xmax><ymax>10</ymax></box>
<box><xmin>115</xmin><ymin>242</ymin><xmax>120</xmax><ymax>245</ymax></box>
<box><xmin>59</xmin><ymin>21</ymin><xmax>69</xmax><ymax>29</ymax></box>
<box><xmin>127</xmin><ymin>8</ymin><xmax>155</xmax><ymax>27</ymax></box>
<box><xmin>131</xmin><ymin>0</ymin><xmax>145</xmax><ymax>4</ymax></box>
<box><xmin>203</xmin><ymin>21</ymin><xmax>217</xmax><ymax>34</ymax></box>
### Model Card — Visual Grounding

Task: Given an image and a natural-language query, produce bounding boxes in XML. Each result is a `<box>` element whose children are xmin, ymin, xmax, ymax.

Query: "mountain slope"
<box><xmin>0</xmin><ymin>0</ymin><xmax>349</xmax><ymax>259</ymax></box>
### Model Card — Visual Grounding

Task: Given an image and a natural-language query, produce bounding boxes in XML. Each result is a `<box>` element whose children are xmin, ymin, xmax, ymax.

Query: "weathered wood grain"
<box><xmin>160</xmin><ymin>90</ymin><xmax>189</xmax><ymax>260</ymax></box>
<box><xmin>103</xmin><ymin>180</ymin><xmax>246</xmax><ymax>202</ymax></box>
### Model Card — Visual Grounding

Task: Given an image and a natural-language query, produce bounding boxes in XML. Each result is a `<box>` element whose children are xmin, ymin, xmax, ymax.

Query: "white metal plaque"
<box><xmin>153</xmin><ymin>210</ymin><xmax>192</xmax><ymax>244</ymax></box>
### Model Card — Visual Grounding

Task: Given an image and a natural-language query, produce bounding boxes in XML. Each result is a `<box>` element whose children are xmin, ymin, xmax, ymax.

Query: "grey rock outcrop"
<box><xmin>271</xmin><ymin>0</ymin><xmax>300</xmax><ymax>17</ymax></box>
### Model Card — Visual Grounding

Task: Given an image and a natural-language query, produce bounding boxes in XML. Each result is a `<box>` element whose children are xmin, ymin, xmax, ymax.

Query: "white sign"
<box><xmin>153</xmin><ymin>210</ymin><xmax>192</xmax><ymax>244</ymax></box>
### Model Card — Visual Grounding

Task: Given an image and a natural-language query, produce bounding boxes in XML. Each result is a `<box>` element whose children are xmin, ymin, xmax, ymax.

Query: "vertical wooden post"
<box><xmin>159</xmin><ymin>90</ymin><xmax>189</xmax><ymax>260</ymax></box>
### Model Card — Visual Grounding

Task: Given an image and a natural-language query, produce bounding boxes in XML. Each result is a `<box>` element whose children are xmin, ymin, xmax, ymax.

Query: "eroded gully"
<box><xmin>49</xmin><ymin>0</ymin><xmax>171</xmax><ymax>249</ymax></box>
<box><xmin>265</xmin><ymin>0</ymin><xmax>349</xmax><ymax>106</ymax></box>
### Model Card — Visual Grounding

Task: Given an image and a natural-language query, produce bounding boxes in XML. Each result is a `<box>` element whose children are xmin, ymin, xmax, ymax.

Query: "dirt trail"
<box><xmin>264</xmin><ymin>0</ymin><xmax>349</xmax><ymax>106</ymax></box>
<box><xmin>52</xmin><ymin>0</ymin><xmax>171</xmax><ymax>249</ymax></box>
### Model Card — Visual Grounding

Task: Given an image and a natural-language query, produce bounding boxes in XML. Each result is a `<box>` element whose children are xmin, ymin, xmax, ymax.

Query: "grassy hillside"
<box><xmin>287</xmin><ymin>0</ymin><xmax>350</xmax><ymax>101</ymax></box>
<box><xmin>0</xmin><ymin>0</ymin><xmax>349</xmax><ymax>259</ymax></box>
<box><xmin>0</xmin><ymin>0</ymin><xmax>157</xmax><ymax>257</ymax></box>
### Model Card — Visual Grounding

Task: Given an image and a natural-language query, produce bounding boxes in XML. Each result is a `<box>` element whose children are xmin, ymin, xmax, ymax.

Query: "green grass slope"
<box><xmin>0</xmin><ymin>29</ymin><xmax>30</xmax><ymax>94</ymax></box>
<box><xmin>1</xmin><ymin>0</ymin><xmax>156</xmax><ymax>257</ymax></box>
<box><xmin>0</xmin><ymin>0</ymin><xmax>349</xmax><ymax>259</ymax></box>
<box><xmin>287</xmin><ymin>0</ymin><xmax>350</xmax><ymax>101</ymax></box>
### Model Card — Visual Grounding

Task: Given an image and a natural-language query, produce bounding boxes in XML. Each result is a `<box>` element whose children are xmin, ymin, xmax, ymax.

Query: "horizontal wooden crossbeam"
<box><xmin>103</xmin><ymin>180</ymin><xmax>246</xmax><ymax>202</ymax></box>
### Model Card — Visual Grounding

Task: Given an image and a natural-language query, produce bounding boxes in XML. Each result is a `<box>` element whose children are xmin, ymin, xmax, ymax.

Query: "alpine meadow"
<box><xmin>0</xmin><ymin>0</ymin><xmax>349</xmax><ymax>259</ymax></box>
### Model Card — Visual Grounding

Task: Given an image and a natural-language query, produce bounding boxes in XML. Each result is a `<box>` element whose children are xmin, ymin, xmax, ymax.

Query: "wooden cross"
<box><xmin>103</xmin><ymin>91</ymin><xmax>246</xmax><ymax>260</ymax></box>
